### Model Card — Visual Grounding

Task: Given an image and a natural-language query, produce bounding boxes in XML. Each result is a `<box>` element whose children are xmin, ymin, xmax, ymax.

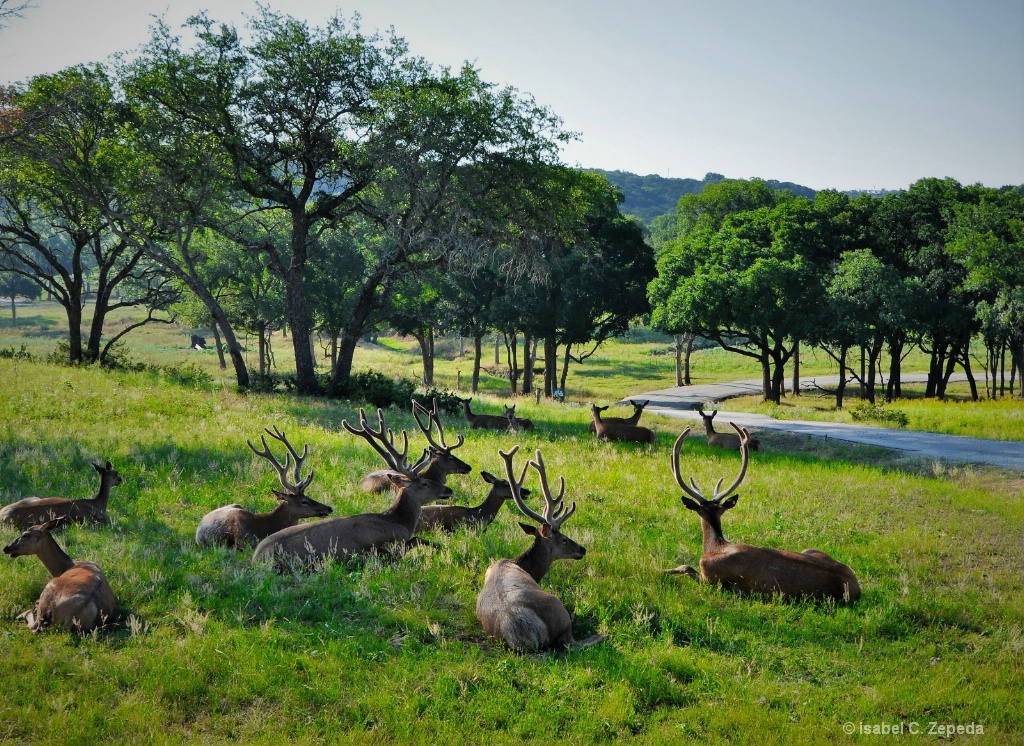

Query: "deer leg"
<box><xmin>664</xmin><ymin>564</ymin><xmax>701</xmax><ymax>580</ymax></box>
<box><xmin>403</xmin><ymin>537</ymin><xmax>440</xmax><ymax>552</ymax></box>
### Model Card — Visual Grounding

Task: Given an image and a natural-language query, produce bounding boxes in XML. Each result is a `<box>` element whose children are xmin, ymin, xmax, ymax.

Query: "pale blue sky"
<box><xmin>1</xmin><ymin>0</ymin><xmax>1021</xmax><ymax>191</ymax></box>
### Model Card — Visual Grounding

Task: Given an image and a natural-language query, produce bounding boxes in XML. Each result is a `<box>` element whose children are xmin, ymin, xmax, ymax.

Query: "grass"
<box><xmin>0</xmin><ymin>357</ymin><xmax>1022</xmax><ymax>744</ymax></box>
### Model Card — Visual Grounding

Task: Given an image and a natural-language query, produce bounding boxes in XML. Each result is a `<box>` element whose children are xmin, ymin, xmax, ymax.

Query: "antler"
<box><xmin>247</xmin><ymin>425</ymin><xmax>315</xmax><ymax>494</ymax></box>
<box><xmin>342</xmin><ymin>408</ymin><xmax>430</xmax><ymax>477</ymax></box>
<box><xmin>499</xmin><ymin>445</ymin><xmax>538</xmax><ymax>524</ymax></box>
<box><xmin>527</xmin><ymin>449</ymin><xmax>576</xmax><ymax>531</ymax></box>
<box><xmin>412</xmin><ymin>398</ymin><xmax>465</xmax><ymax>455</ymax></box>
<box><xmin>672</xmin><ymin>422</ymin><xmax>750</xmax><ymax>503</ymax></box>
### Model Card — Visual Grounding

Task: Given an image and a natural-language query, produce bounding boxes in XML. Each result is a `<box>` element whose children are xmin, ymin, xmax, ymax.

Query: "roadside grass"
<box><xmin>0</xmin><ymin>358</ymin><xmax>1022</xmax><ymax>744</ymax></box>
<box><xmin>722</xmin><ymin>384</ymin><xmax>1024</xmax><ymax>442</ymax></box>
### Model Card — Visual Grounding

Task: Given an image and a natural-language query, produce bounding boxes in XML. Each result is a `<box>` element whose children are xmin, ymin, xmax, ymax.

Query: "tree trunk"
<box><xmin>674</xmin><ymin>334</ymin><xmax>684</xmax><ymax>387</ymax></box>
<box><xmin>962</xmin><ymin>349</ymin><xmax>978</xmax><ymax>401</ymax></box>
<box><xmin>760</xmin><ymin>356</ymin><xmax>771</xmax><ymax>402</ymax></box>
<box><xmin>414</xmin><ymin>325</ymin><xmax>435</xmax><ymax>385</ymax></box>
<box><xmin>522</xmin><ymin>330</ymin><xmax>533</xmax><ymax>395</ymax></box>
<box><xmin>544</xmin><ymin>336</ymin><xmax>557</xmax><ymax>397</ymax></box>
<box><xmin>211</xmin><ymin>322</ymin><xmax>227</xmax><ymax>369</ymax></box>
<box><xmin>9</xmin><ymin>296</ymin><xmax>15</xmax><ymax>329</ymax></box>
<box><xmin>560</xmin><ymin>342</ymin><xmax>573</xmax><ymax>392</ymax></box>
<box><xmin>504</xmin><ymin>332</ymin><xmax>518</xmax><ymax>394</ymax></box>
<box><xmin>792</xmin><ymin>340</ymin><xmax>800</xmax><ymax>397</ymax></box>
<box><xmin>835</xmin><ymin>346</ymin><xmax>849</xmax><ymax>409</ymax></box>
<box><xmin>887</xmin><ymin>338</ymin><xmax>904</xmax><ymax>401</ymax></box>
<box><xmin>472</xmin><ymin>333</ymin><xmax>482</xmax><ymax>393</ymax></box>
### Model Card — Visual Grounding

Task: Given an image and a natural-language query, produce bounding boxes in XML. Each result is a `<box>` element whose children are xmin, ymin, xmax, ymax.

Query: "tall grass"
<box><xmin>0</xmin><ymin>359</ymin><xmax>1021</xmax><ymax>743</ymax></box>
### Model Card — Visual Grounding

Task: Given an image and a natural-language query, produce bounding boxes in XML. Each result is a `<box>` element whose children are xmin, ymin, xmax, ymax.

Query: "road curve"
<box><xmin>620</xmin><ymin>374</ymin><xmax>1024</xmax><ymax>472</ymax></box>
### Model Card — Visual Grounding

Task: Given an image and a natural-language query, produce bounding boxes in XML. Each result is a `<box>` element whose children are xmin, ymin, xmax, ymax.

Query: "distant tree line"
<box><xmin>649</xmin><ymin>177</ymin><xmax>1024</xmax><ymax>405</ymax></box>
<box><xmin>0</xmin><ymin>9</ymin><xmax>653</xmax><ymax>395</ymax></box>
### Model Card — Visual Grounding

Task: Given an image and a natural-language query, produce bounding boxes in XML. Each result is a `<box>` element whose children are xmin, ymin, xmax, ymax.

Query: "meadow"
<box><xmin>0</xmin><ymin>302</ymin><xmax>1022</xmax><ymax>744</ymax></box>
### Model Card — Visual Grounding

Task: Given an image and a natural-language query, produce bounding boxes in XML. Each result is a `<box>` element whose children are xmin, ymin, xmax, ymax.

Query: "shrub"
<box><xmin>0</xmin><ymin>345</ymin><xmax>35</xmax><ymax>361</ymax></box>
<box><xmin>849</xmin><ymin>401</ymin><xmax>909</xmax><ymax>428</ymax></box>
<box><xmin>160</xmin><ymin>362</ymin><xmax>213</xmax><ymax>388</ymax></box>
<box><xmin>412</xmin><ymin>387</ymin><xmax>463</xmax><ymax>415</ymax></box>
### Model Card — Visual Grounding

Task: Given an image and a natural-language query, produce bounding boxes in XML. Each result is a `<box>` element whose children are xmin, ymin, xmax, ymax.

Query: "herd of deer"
<box><xmin>0</xmin><ymin>397</ymin><xmax>859</xmax><ymax>649</ymax></box>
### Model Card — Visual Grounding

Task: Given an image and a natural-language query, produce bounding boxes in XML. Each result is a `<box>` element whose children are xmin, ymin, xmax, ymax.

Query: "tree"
<box><xmin>0</xmin><ymin>66</ymin><xmax>176</xmax><ymax>364</ymax></box>
<box><xmin>0</xmin><ymin>269</ymin><xmax>38</xmax><ymax>327</ymax></box>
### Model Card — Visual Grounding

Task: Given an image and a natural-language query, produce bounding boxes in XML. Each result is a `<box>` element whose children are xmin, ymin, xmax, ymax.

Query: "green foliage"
<box><xmin>412</xmin><ymin>386</ymin><xmax>463</xmax><ymax>415</ymax></box>
<box><xmin>345</xmin><ymin>371</ymin><xmax>418</xmax><ymax>410</ymax></box>
<box><xmin>0</xmin><ymin>343</ymin><xmax>34</xmax><ymax>360</ymax></box>
<box><xmin>849</xmin><ymin>401</ymin><xmax>910</xmax><ymax>427</ymax></box>
<box><xmin>159</xmin><ymin>361</ymin><xmax>214</xmax><ymax>388</ymax></box>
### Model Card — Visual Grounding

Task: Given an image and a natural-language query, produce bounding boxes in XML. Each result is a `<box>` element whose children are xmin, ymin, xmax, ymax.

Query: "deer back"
<box><xmin>476</xmin><ymin>558</ymin><xmax>575</xmax><ymax>652</ymax></box>
<box><xmin>195</xmin><ymin>491</ymin><xmax>333</xmax><ymax>549</ymax></box>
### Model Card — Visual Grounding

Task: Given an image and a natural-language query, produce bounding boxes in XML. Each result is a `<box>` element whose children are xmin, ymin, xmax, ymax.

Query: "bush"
<box><xmin>0</xmin><ymin>345</ymin><xmax>35</xmax><ymax>361</ymax></box>
<box><xmin>849</xmin><ymin>401</ymin><xmax>909</xmax><ymax>428</ymax></box>
<box><xmin>345</xmin><ymin>371</ymin><xmax>417</xmax><ymax>410</ymax></box>
<box><xmin>160</xmin><ymin>362</ymin><xmax>213</xmax><ymax>388</ymax></box>
<box><xmin>99</xmin><ymin>341</ymin><xmax>147</xmax><ymax>372</ymax></box>
<box><xmin>412</xmin><ymin>387</ymin><xmax>463</xmax><ymax>415</ymax></box>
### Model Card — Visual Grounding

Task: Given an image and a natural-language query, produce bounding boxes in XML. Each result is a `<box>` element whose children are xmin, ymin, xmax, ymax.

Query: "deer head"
<box><xmin>3</xmin><ymin>518</ymin><xmax>64</xmax><ymax>558</ymax></box>
<box><xmin>672</xmin><ymin>422</ymin><xmax>750</xmax><ymax>536</ymax></box>
<box><xmin>412</xmin><ymin>398</ymin><xmax>471</xmax><ymax>475</ymax></box>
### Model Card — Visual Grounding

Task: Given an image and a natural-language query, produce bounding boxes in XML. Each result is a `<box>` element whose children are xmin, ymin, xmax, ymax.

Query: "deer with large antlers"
<box><xmin>588</xmin><ymin>399</ymin><xmax>648</xmax><ymax>434</ymax></box>
<box><xmin>417</xmin><ymin>471</ymin><xmax>529</xmax><ymax>533</ymax></box>
<box><xmin>475</xmin><ymin>446</ymin><xmax>605</xmax><ymax>652</ymax></box>
<box><xmin>698</xmin><ymin>408</ymin><xmax>760</xmax><ymax>451</ymax></box>
<box><xmin>195</xmin><ymin>427</ymin><xmax>333</xmax><ymax>549</ymax></box>
<box><xmin>590</xmin><ymin>404</ymin><xmax>656</xmax><ymax>444</ymax></box>
<box><xmin>460</xmin><ymin>397</ymin><xmax>514</xmax><ymax>430</ymax></box>
<box><xmin>360</xmin><ymin>399</ymin><xmax>471</xmax><ymax>493</ymax></box>
<box><xmin>666</xmin><ymin>423</ymin><xmax>860</xmax><ymax>602</ymax></box>
<box><xmin>252</xmin><ymin>408</ymin><xmax>452</xmax><ymax>570</ymax></box>
<box><xmin>0</xmin><ymin>461</ymin><xmax>122</xmax><ymax>530</ymax></box>
<box><xmin>3</xmin><ymin>519</ymin><xmax>117</xmax><ymax>633</ymax></box>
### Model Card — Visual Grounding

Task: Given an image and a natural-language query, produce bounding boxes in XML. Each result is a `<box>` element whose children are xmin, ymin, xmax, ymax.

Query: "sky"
<box><xmin>0</xmin><ymin>0</ymin><xmax>1021</xmax><ymax>192</ymax></box>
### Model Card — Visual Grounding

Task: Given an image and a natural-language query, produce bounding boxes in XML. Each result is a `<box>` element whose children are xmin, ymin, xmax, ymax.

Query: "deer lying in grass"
<box><xmin>460</xmin><ymin>397</ymin><xmax>514</xmax><ymax>430</ymax></box>
<box><xmin>0</xmin><ymin>461</ymin><xmax>122</xmax><ymax>530</ymax></box>
<box><xmin>666</xmin><ymin>423</ymin><xmax>860</xmax><ymax>602</ymax></box>
<box><xmin>590</xmin><ymin>404</ymin><xmax>656</xmax><ymax>444</ymax></box>
<box><xmin>360</xmin><ymin>399</ymin><xmax>471</xmax><ymax>493</ymax></box>
<box><xmin>416</xmin><ymin>471</ymin><xmax>529</xmax><ymax>533</ymax></box>
<box><xmin>3</xmin><ymin>519</ymin><xmax>117</xmax><ymax>633</ymax></box>
<box><xmin>476</xmin><ymin>446</ymin><xmax>605</xmax><ymax>652</ymax></box>
<box><xmin>505</xmin><ymin>404</ymin><xmax>535</xmax><ymax>432</ymax></box>
<box><xmin>195</xmin><ymin>427</ymin><xmax>333</xmax><ymax>549</ymax></box>
<box><xmin>588</xmin><ymin>399</ymin><xmax>648</xmax><ymax>434</ymax></box>
<box><xmin>698</xmin><ymin>408</ymin><xmax>760</xmax><ymax>451</ymax></box>
<box><xmin>252</xmin><ymin>408</ymin><xmax>451</xmax><ymax>570</ymax></box>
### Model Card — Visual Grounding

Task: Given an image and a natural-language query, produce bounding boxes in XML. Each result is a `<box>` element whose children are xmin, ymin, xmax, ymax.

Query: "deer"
<box><xmin>251</xmin><ymin>408</ymin><xmax>452</xmax><ymax>571</ymax></box>
<box><xmin>416</xmin><ymin>470</ymin><xmax>530</xmax><ymax>533</ymax></box>
<box><xmin>504</xmin><ymin>404</ymin><xmax>535</xmax><ymax>432</ymax></box>
<box><xmin>475</xmin><ymin>445</ymin><xmax>605</xmax><ymax>652</ymax></box>
<box><xmin>460</xmin><ymin>397</ymin><xmax>515</xmax><ymax>430</ymax></box>
<box><xmin>665</xmin><ymin>423</ymin><xmax>860</xmax><ymax>602</ymax></box>
<box><xmin>587</xmin><ymin>399</ymin><xmax>648</xmax><ymax>434</ymax></box>
<box><xmin>0</xmin><ymin>461</ymin><xmax>122</xmax><ymax>530</ymax></box>
<box><xmin>590</xmin><ymin>404</ymin><xmax>656</xmax><ymax>444</ymax></box>
<box><xmin>3</xmin><ymin>519</ymin><xmax>117</xmax><ymax>633</ymax></box>
<box><xmin>697</xmin><ymin>408</ymin><xmax>760</xmax><ymax>451</ymax></box>
<box><xmin>195</xmin><ymin>426</ymin><xmax>333</xmax><ymax>549</ymax></box>
<box><xmin>360</xmin><ymin>399</ymin><xmax>471</xmax><ymax>493</ymax></box>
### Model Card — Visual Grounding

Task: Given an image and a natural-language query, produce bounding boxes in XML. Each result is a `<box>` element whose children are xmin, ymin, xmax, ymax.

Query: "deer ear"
<box><xmin>386</xmin><ymin>474</ymin><xmax>411</xmax><ymax>489</ymax></box>
<box><xmin>39</xmin><ymin>518</ymin><xmax>62</xmax><ymax>532</ymax></box>
<box><xmin>519</xmin><ymin>522</ymin><xmax>538</xmax><ymax>536</ymax></box>
<box><xmin>680</xmin><ymin>496</ymin><xmax>701</xmax><ymax>511</ymax></box>
<box><xmin>272</xmin><ymin>490</ymin><xmax>289</xmax><ymax>502</ymax></box>
<box><xmin>93</xmin><ymin>462</ymin><xmax>103</xmax><ymax>472</ymax></box>
<box><xmin>721</xmin><ymin>495</ymin><xmax>739</xmax><ymax>510</ymax></box>
<box><xmin>480</xmin><ymin>471</ymin><xmax>497</xmax><ymax>484</ymax></box>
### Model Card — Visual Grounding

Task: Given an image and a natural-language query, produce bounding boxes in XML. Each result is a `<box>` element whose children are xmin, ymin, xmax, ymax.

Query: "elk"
<box><xmin>587</xmin><ymin>399</ymin><xmax>648</xmax><ymax>434</ymax></box>
<box><xmin>698</xmin><ymin>408</ymin><xmax>760</xmax><ymax>451</ymax></box>
<box><xmin>416</xmin><ymin>470</ymin><xmax>529</xmax><ymax>533</ymax></box>
<box><xmin>252</xmin><ymin>408</ymin><xmax>452</xmax><ymax>570</ymax></box>
<box><xmin>3</xmin><ymin>519</ymin><xmax>117</xmax><ymax>633</ymax></box>
<box><xmin>195</xmin><ymin>427</ymin><xmax>333</xmax><ymax>549</ymax></box>
<box><xmin>360</xmin><ymin>399</ymin><xmax>471</xmax><ymax>493</ymax></box>
<box><xmin>666</xmin><ymin>423</ymin><xmax>860</xmax><ymax>602</ymax></box>
<box><xmin>475</xmin><ymin>446</ymin><xmax>605</xmax><ymax>652</ymax></box>
<box><xmin>0</xmin><ymin>461</ymin><xmax>122</xmax><ymax>530</ymax></box>
<box><xmin>460</xmin><ymin>397</ymin><xmax>514</xmax><ymax>430</ymax></box>
<box><xmin>504</xmin><ymin>404</ymin><xmax>535</xmax><ymax>432</ymax></box>
<box><xmin>590</xmin><ymin>404</ymin><xmax>656</xmax><ymax>444</ymax></box>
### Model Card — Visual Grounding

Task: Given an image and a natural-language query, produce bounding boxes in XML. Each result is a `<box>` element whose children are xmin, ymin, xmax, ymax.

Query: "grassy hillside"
<box><xmin>0</xmin><ymin>359</ymin><xmax>1021</xmax><ymax>744</ymax></box>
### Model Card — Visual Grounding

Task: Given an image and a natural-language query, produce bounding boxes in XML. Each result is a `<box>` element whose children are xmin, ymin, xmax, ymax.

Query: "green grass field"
<box><xmin>0</xmin><ymin>345</ymin><xmax>1022</xmax><ymax>743</ymax></box>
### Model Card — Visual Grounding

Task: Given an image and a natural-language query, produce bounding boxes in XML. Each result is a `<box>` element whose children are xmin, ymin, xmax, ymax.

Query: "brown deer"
<box><xmin>587</xmin><ymin>399</ymin><xmax>648</xmax><ymax>434</ymax></box>
<box><xmin>252</xmin><ymin>408</ymin><xmax>452</xmax><ymax>570</ymax></box>
<box><xmin>3</xmin><ymin>519</ymin><xmax>117</xmax><ymax>633</ymax></box>
<box><xmin>590</xmin><ymin>404</ymin><xmax>656</xmax><ymax>444</ymax></box>
<box><xmin>504</xmin><ymin>404</ymin><xmax>535</xmax><ymax>432</ymax></box>
<box><xmin>0</xmin><ymin>461</ymin><xmax>122</xmax><ymax>530</ymax></box>
<box><xmin>360</xmin><ymin>399</ymin><xmax>471</xmax><ymax>493</ymax></box>
<box><xmin>460</xmin><ymin>397</ymin><xmax>514</xmax><ymax>430</ymax></box>
<box><xmin>666</xmin><ymin>423</ymin><xmax>860</xmax><ymax>602</ymax></box>
<box><xmin>416</xmin><ymin>471</ymin><xmax>529</xmax><ymax>533</ymax></box>
<box><xmin>475</xmin><ymin>446</ymin><xmax>605</xmax><ymax>652</ymax></box>
<box><xmin>698</xmin><ymin>408</ymin><xmax>760</xmax><ymax>451</ymax></box>
<box><xmin>195</xmin><ymin>427</ymin><xmax>333</xmax><ymax>549</ymax></box>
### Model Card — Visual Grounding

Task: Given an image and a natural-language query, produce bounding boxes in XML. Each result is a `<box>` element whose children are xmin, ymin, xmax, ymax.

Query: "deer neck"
<box><xmin>254</xmin><ymin>501</ymin><xmax>296</xmax><ymax>535</ymax></box>
<box><xmin>92</xmin><ymin>475</ymin><xmax>115</xmax><ymax>508</ymax></box>
<box><xmin>419</xmin><ymin>458</ymin><xmax>446</xmax><ymax>484</ymax></box>
<box><xmin>513</xmin><ymin>539</ymin><xmax>554</xmax><ymax>583</ymax></box>
<box><xmin>474</xmin><ymin>489</ymin><xmax>506</xmax><ymax>522</ymax></box>
<box><xmin>35</xmin><ymin>537</ymin><xmax>76</xmax><ymax>578</ymax></box>
<box><xmin>700</xmin><ymin>514</ymin><xmax>730</xmax><ymax>555</ymax></box>
<box><xmin>381</xmin><ymin>489</ymin><xmax>421</xmax><ymax>534</ymax></box>
<box><xmin>461</xmin><ymin>401</ymin><xmax>475</xmax><ymax>422</ymax></box>
<box><xmin>702</xmin><ymin>421</ymin><xmax>715</xmax><ymax>437</ymax></box>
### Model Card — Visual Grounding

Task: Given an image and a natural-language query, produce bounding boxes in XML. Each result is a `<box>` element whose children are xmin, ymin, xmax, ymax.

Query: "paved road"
<box><xmin>620</xmin><ymin>374</ymin><xmax>1024</xmax><ymax>472</ymax></box>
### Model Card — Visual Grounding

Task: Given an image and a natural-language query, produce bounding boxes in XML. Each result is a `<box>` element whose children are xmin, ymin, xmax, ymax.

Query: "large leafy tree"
<box><xmin>0</xmin><ymin>66</ymin><xmax>176</xmax><ymax>364</ymax></box>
